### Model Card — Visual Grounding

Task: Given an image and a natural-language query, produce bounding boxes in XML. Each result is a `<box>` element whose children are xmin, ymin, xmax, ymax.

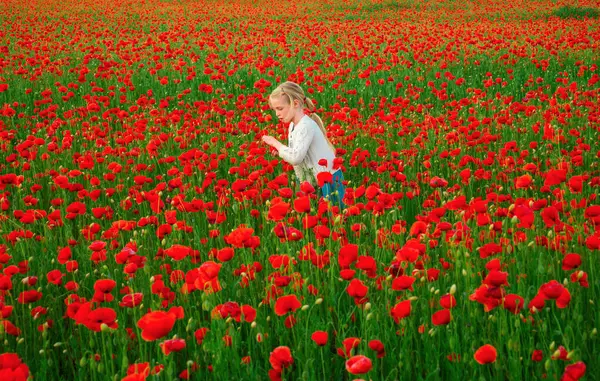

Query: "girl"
<box><xmin>261</xmin><ymin>81</ymin><xmax>346</xmax><ymax>210</ymax></box>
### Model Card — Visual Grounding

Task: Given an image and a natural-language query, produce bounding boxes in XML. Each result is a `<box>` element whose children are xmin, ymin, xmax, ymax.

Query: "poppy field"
<box><xmin>1</xmin><ymin>0</ymin><xmax>599</xmax><ymax>380</ymax></box>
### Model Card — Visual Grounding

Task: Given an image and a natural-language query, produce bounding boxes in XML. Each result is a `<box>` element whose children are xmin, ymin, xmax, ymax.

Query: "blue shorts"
<box><xmin>320</xmin><ymin>169</ymin><xmax>346</xmax><ymax>210</ymax></box>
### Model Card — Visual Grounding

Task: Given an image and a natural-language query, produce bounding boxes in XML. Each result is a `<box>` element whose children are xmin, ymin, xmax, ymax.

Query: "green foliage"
<box><xmin>552</xmin><ymin>5</ymin><xmax>599</xmax><ymax>19</ymax></box>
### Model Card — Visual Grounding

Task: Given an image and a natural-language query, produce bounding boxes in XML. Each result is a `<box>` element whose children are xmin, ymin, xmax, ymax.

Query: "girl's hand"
<box><xmin>261</xmin><ymin>135</ymin><xmax>281</xmax><ymax>150</ymax></box>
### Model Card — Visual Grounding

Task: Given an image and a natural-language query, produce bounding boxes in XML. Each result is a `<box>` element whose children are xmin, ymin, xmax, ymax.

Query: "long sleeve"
<box><xmin>277</xmin><ymin>121</ymin><xmax>315</xmax><ymax>166</ymax></box>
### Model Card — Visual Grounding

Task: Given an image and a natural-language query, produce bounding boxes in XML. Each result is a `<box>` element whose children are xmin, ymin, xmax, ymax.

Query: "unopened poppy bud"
<box><xmin>462</xmin><ymin>269</ymin><xmax>467</xmax><ymax>276</ymax></box>
<box><xmin>366</xmin><ymin>313</ymin><xmax>373</xmax><ymax>320</ymax></box>
<box><xmin>386</xmin><ymin>274</ymin><xmax>393</xmax><ymax>281</ymax></box>
<box><xmin>549</xmin><ymin>341</ymin><xmax>555</xmax><ymax>351</ymax></box>
<box><xmin>408</xmin><ymin>296</ymin><xmax>418</xmax><ymax>301</ymax></box>
<box><xmin>256</xmin><ymin>333</ymin><xmax>263</xmax><ymax>342</ymax></box>
<box><xmin>364</xmin><ymin>302</ymin><xmax>371</xmax><ymax>311</ymax></box>
<box><xmin>301</xmin><ymin>305</ymin><xmax>309</xmax><ymax>311</ymax></box>
<box><xmin>315</xmin><ymin>298</ymin><xmax>323</xmax><ymax>305</ymax></box>
<box><xmin>566</xmin><ymin>351</ymin><xmax>575</xmax><ymax>360</ymax></box>
<box><xmin>591</xmin><ymin>328</ymin><xmax>597</xmax><ymax>336</ymax></box>
<box><xmin>80</xmin><ymin>357</ymin><xmax>87</xmax><ymax>367</ymax></box>
<box><xmin>251</xmin><ymin>322</ymin><xmax>257</xmax><ymax>329</ymax></box>
<box><xmin>552</xmin><ymin>349</ymin><xmax>561</xmax><ymax>359</ymax></box>
<box><xmin>544</xmin><ymin>359</ymin><xmax>551</xmax><ymax>371</ymax></box>
<box><xmin>450</xmin><ymin>284</ymin><xmax>456</xmax><ymax>295</ymax></box>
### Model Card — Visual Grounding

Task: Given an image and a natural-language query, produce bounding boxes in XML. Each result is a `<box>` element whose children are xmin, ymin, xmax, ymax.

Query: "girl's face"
<box><xmin>270</xmin><ymin>94</ymin><xmax>299</xmax><ymax>124</ymax></box>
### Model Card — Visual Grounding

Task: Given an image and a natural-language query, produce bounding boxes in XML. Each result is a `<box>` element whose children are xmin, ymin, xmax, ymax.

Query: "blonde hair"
<box><xmin>269</xmin><ymin>81</ymin><xmax>335</xmax><ymax>153</ymax></box>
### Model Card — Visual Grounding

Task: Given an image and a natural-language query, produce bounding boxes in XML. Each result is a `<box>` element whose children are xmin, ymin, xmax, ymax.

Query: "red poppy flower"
<box><xmin>474</xmin><ymin>344</ymin><xmax>497</xmax><ymax>364</ymax></box>
<box><xmin>338</xmin><ymin>337</ymin><xmax>361</xmax><ymax>358</ymax></box>
<box><xmin>338</xmin><ymin>244</ymin><xmax>358</xmax><ymax>269</ymax></box>
<box><xmin>562</xmin><ymin>254</ymin><xmax>581</xmax><ymax>270</ymax></box>
<box><xmin>194</xmin><ymin>327</ymin><xmax>210</xmax><ymax>345</ymax></box>
<box><xmin>502</xmin><ymin>294</ymin><xmax>525</xmax><ymax>314</ymax></box>
<box><xmin>269</xmin><ymin>346</ymin><xmax>293</xmax><ymax>371</ymax></box>
<box><xmin>544</xmin><ymin>169</ymin><xmax>566</xmax><ymax>187</ymax></box>
<box><xmin>515</xmin><ymin>174</ymin><xmax>533</xmax><ymax>189</ymax></box>
<box><xmin>531</xmin><ymin>350</ymin><xmax>543</xmax><ymax>362</ymax></box>
<box><xmin>368</xmin><ymin>339</ymin><xmax>386</xmax><ymax>358</ymax></box>
<box><xmin>483</xmin><ymin>270</ymin><xmax>509</xmax><ymax>287</ymax></box>
<box><xmin>311</xmin><ymin>331</ymin><xmax>328</xmax><ymax>346</ymax></box>
<box><xmin>46</xmin><ymin>269</ymin><xmax>64</xmax><ymax>285</ymax></box>
<box><xmin>439</xmin><ymin>294</ymin><xmax>456</xmax><ymax>309</ymax></box>
<box><xmin>561</xmin><ymin>361</ymin><xmax>586</xmax><ymax>381</ymax></box>
<box><xmin>137</xmin><ymin>311</ymin><xmax>176</xmax><ymax>341</ymax></box>
<box><xmin>120</xmin><ymin>293</ymin><xmax>143</xmax><ymax>308</ymax></box>
<box><xmin>346</xmin><ymin>279</ymin><xmax>368</xmax><ymax>299</ymax></box>
<box><xmin>0</xmin><ymin>353</ymin><xmax>30</xmax><ymax>380</ymax></box>
<box><xmin>540</xmin><ymin>280</ymin><xmax>565</xmax><ymax>299</ymax></box>
<box><xmin>432</xmin><ymin>309</ymin><xmax>452</xmax><ymax>325</ymax></box>
<box><xmin>17</xmin><ymin>290</ymin><xmax>42</xmax><ymax>304</ymax></box>
<box><xmin>74</xmin><ymin>303</ymin><xmax>118</xmax><ymax>332</ymax></box>
<box><xmin>159</xmin><ymin>338</ymin><xmax>186</xmax><ymax>355</ymax></box>
<box><xmin>300</xmin><ymin>181</ymin><xmax>315</xmax><ymax>194</ymax></box>
<box><xmin>390</xmin><ymin>300</ymin><xmax>411</xmax><ymax>323</ymax></box>
<box><xmin>268</xmin><ymin>202</ymin><xmax>290</xmax><ymax>221</ymax></box>
<box><xmin>164</xmin><ymin>245</ymin><xmax>191</xmax><ymax>261</ymax></box>
<box><xmin>345</xmin><ymin>355</ymin><xmax>372</xmax><ymax>374</ymax></box>
<box><xmin>293</xmin><ymin>196</ymin><xmax>311</xmax><ymax>213</ymax></box>
<box><xmin>429</xmin><ymin>176</ymin><xmax>448</xmax><ymax>188</ymax></box>
<box><xmin>317</xmin><ymin>172</ymin><xmax>333</xmax><ymax>187</ymax></box>
<box><xmin>274</xmin><ymin>295</ymin><xmax>301</xmax><ymax>316</ymax></box>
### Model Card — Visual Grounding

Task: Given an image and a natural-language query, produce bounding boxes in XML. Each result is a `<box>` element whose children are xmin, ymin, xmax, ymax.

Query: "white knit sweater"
<box><xmin>276</xmin><ymin>115</ymin><xmax>336</xmax><ymax>184</ymax></box>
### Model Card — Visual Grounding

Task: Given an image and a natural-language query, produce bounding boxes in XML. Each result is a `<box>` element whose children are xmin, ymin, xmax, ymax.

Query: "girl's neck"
<box><xmin>292</xmin><ymin>112</ymin><xmax>305</xmax><ymax>126</ymax></box>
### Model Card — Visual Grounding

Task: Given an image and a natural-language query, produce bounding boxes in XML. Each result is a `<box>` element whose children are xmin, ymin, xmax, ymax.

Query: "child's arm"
<box><xmin>262</xmin><ymin>124</ymin><xmax>315</xmax><ymax>166</ymax></box>
<box><xmin>276</xmin><ymin>123</ymin><xmax>315</xmax><ymax>165</ymax></box>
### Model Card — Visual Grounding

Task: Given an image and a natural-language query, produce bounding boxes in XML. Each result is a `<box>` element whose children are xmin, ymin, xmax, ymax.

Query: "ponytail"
<box><xmin>304</xmin><ymin>97</ymin><xmax>335</xmax><ymax>153</ymax></box>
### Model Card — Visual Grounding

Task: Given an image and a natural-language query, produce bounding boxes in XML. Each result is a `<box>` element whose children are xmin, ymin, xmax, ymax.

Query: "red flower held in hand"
<box><xmin>474</xmin><ymin>344</ymin><xmax>497</xmax><ymax>364</ymax></box>
<box><xmin>274</xmin><ymin>295</ymin><xmax>301</xmax><ymax>316</ymax></box>
<box><xmin>345</xmin><ymin>355</ymin><xmax>372</xmax><ymax>375</ymax></box>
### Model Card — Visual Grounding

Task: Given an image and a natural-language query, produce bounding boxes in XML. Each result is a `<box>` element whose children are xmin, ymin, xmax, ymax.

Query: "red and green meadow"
<box><xmin>0</xmin><ymin>0</ymin><xmax>599</xmax><ymax>379</ymax></box>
